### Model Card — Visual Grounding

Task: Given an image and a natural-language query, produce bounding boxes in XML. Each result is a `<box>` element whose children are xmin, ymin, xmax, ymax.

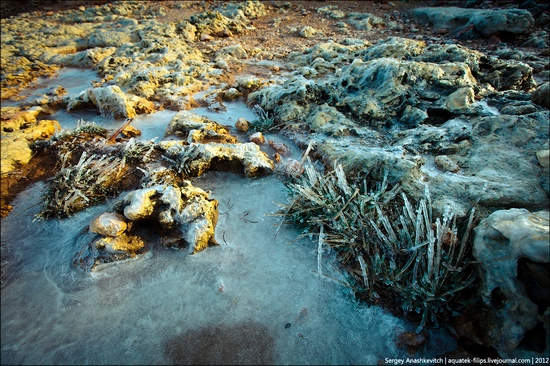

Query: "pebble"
<box><xmin>268</xmin><ymin>140</ymin><xmax>290</xmax><ymax>155</ymax></box>
<box><xmin>235</xmin><ymin>118</ymin><xmax>250</xmax><ymax>132</ymax></box>
<box><xmin>249</xmin><ymin>131</ymin><xmax>265</xmax><ymax>145</ymax></box>
<box><xmin>434</xmin><ymin>155</ymin><xmax>460</xmax><ymax>173</ymax></box>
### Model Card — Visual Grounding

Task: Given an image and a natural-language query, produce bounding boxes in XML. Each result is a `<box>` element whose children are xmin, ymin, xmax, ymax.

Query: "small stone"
<box><xmin>268</xmin><ymin>140</ymin><xmax>290</xmax><ymax>155</ymax></box>
<box><xmin>238</xmin><ymin>75</ymin><xmax>261</xmax><ymax>90</ymax></box>
<box><xmin>223</xmin><ymin>88</ymin><xmax>241</xmax><ymax>101</ymax></box>
<box><xmin>122</xmin><ymin>125</ymin><xmax>141</xmax><ymax>138</ymax></box>
<box><xmin>531</xmin><ymin>82</ymin><xmax>549</xmax><ymax>109</ymax></box>
<box><xmin>446</xmin><ymin>87</ymin><xmax>475</xmax><ymax>114</ymax></box>
<box><xmin>90</xmin><ymin>212</ymin><xmax>128</xmax><ymax>237</ymax></box>
<box><xmin>273</xmin><ymin>153</ymin><xmax>281</xmax><ymax>163</ymax></box>
<box><xmin>434</xmin><ymin>155</ymin><xmax>460</xmax><ymax>173</ymax></box>
<box><xmin>216</xmin><ymin>29</ymin><xmax>233</xmax><ymax>37</ymax></box>
<box><xmin>396</xmin><ymin>331</ymin><xmax>427</xmax><ymax>354</ymax></box>
<box><xmin>200</xmin><ymin>33</ymin><xmax>213</xmax><ymax>42</ymax></box>
<box><xmin>299</xmin><ymin>26</ymin><xmax>317</xmax><ymax>38</ymax></box>
<box><xmin>249</xmin><ymin>131</ymin><xmax>265</xmax><ymax>145</ymax></box>
<box><xmin>235</xmin><ymin>118</ymin><xmax>250</xmax><ymax>132</ymax></box>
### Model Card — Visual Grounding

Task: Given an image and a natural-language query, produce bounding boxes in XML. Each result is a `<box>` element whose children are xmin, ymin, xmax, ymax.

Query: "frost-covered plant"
<box><xmin>161</xmin><ymin>144</ymin><xmax>202</xmax><ymax>176</ymax></box>
<box><xmin>123</xmin><ymin>138</ymin><xmax>157</xmax><ymax>165</ymax></box>
<box><xmin>51</xmin><ymin>120</ymin><xmax>108</xmax><ymax>142</ymax></box>
<box><xmin>280</xmin><ymin>160</ymin><xmax>477</xmax><ymax>330</ymax></box>
<box><xmin>37</xmin><ymin>151</ymin><xmax>126</xmax><ymax>219</ymax></box>
<box><xmin>251</xmin><ymin>104</ymin><xmax>274</xmax><ymax>132</ymax></box>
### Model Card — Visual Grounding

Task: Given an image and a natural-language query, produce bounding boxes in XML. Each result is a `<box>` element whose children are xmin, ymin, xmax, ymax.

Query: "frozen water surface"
<box><xmin>1</xmin><ymin>171</ymin><xmax>456</xmax><ymax>365</ymax></box>
<box><xmin>2</xmin><ymin>70</ymin><xmax>457</xmax><ymax>364</ymax></box>
<box><xmin>2</xmin><ymin>68</ymin><xmax>100</xmax><ymax>107</ymax></box>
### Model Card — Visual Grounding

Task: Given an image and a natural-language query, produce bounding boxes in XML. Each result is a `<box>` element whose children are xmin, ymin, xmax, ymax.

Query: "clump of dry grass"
<box><xmin>279</xmin><ymin>160</ymin><xmax>477</xmax><ymax>330</ymax></box>
<box><xmin>37</xmin><ymin>151</ymin><xmax>127</xmax><ymax>219</ymax></box>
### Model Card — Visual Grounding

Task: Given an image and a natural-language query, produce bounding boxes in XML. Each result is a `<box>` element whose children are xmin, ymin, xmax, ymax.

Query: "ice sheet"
<box><xmin>1</xmin><ymin>171</ymin><xmax>456</xmax><ymax>364</ymax></box>
<box><xmin>2</xmin><ymin>68</ymin><xmax>100</xmax><ymax>107</ymax></box>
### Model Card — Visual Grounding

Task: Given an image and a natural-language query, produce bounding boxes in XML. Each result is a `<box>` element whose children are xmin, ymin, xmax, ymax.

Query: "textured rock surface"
<box><xmin>114</xmin><ymin>182</ymin><xmax>219</xmax><ymax>254</ymax></box>
<box><xmin>164</xmin><ymin>110</ymin><xmax>236</xmax><ymax>144</ymax></box>
<box><xmin>89</xmin><ymin>212</ymin><xmax>128</xmax><ymax>237</ymax></box>
<box><xmin>414</xmin><ymin>7</ymin><xmax>534</xmax><ymax>37</ymax></box>
<box><xmin>249</xmin><ymin>37</ymin><xmax>546</xmax><ymax>216</ymax></box>
<box><xmin>0</xmin><ymin>107</ymin><xmax>61</xmax><ymax>173</ymax></box>
<box><xmin>473</xmin><ymin>209</ymin><xmax>549</xmax><ymax>358</ymax></box>
<box><xmin>66</xmin><ymin>85</ymin><xmax>155</xmax><ymax>119</ymax></box>
<box><xmin>531</xmin><ymin>82</ymin><xmax>550</xmax><ymax>109</ymax></box>
<box><xmin>159</xmin><ymin>141</ymin><xmax>274</xmax><ymax>178</ymax></box>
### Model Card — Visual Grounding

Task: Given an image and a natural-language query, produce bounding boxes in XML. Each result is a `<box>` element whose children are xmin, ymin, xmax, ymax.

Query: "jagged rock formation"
<box><xmin>77</xmin><ymin>181</ymin><xmax>219</xmax><ymax>270</ymax></box>
<box><xmin>473</xmin><ymin>209</ymin><xmax>549</xmax><ymax>358</ymax></box>
<box><xmin>413</xmin><ymin>7</ymin><xmax>535</xmax><ymax>38</ymax></box>
<box><xmin>249</xmin><ymin>36</ymin><xmax>547</xmax><ymax>216</ymax></box>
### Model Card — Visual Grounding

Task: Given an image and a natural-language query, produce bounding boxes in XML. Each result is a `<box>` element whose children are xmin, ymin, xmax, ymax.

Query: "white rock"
<box><xmin>159</xmin><ymin>141</ymin><xmax>274</xmax><ymax>178</ymax></box>
<box><xmin>66</xmin><ymin>85</ymin><xmax>155</xmax><ymax>119</ymax></box>
<box><xmin>89</xmin><ymin>212</ymin><xmax>128</xmax><ymax>237</ymax></box>
<box><xmin>123</xmin><ymin>186</ymin><xmax>162</xmax><ymax>221</ymax></box>
<box><xmin>249</xmin><ymin>131</ymin><xmax>265</xmax><ymax>145</ymax></box>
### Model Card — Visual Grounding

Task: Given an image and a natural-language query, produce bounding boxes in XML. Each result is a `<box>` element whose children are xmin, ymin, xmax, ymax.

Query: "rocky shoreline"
<box><xmin>1</xmin><ymin>0</ymin><xmax>549</xmax><ymax>362</ymax></box>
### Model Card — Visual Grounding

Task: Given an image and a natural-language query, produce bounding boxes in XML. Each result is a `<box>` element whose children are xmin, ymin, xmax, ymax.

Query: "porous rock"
<box><xmin>473</xmin><ymin>208</ymin><xmax>549</xmax><ymax>358</ymax></box>
<box><xmin>164</xmin><ymin>110</ymin><xmax>237</xmax><ymax>144</ymax></box>
<box><xmin>434</xmin><ymin>155</ymin><xmax>460</xmax><ymax>173</ymax></box>
<box><xmin>159</xmin><ymin>141</ymin><xmax>274</xmax><ymax>178</ymax></box>
<box><xmin>1</xmin><ymin>107</ymin><xmax>61</xmax><ymax>173</ymax></box>
<box><xmin>235</xmin><ymin>117</ymin><xmax>250</xmax><ymax>132</ymax></box>
<box><xmin>251</xmin><ymin>37</ymin><xmax>547</xmax><ymax>217</ymax></box>
<box><xmin>346</xmin><ymin>12</ymin><xmax>390</xmax><ymax>31</ymax></box>
<box><xmin>249</xmin><ymin>131</ymin><xmax>265</xmax><ymax>145</ymax></box>
<box><xmin>90</xmin><ymin>212</ymin><xmax>128</xmax><ymax>237</ymax></box>
<box><xmin>299</xmin><ymin>26</ymin><xmax>318</xmax><ymax>38</ymax></box>
<box><xmin>95</xmin><ymin>233</ymin><xmax>145</xmax><ymax>254</ymax></box>
<box><xmin>66</xmin><ymin>85</ymin><xmax>155</xmax><ymax>119</ymax></box>
<box><xmin>116</xmin><ymin>183</ymin><xmax>219</xmax><ymax>254</ymax></box>
<box><xmin>413</xmin><ymin>7</ymin><xmax>534</xmax><ymax>37</ymax></box>
<box><xmin>445</xmin><ymin>87</ymin><xmax>475</xmax><ymax>114</ymax></box>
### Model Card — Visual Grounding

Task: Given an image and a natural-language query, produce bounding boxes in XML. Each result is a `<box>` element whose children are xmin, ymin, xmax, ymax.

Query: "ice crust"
<box><xmin>1</xmin><ymin>174</ymin><xmax>456</xmax><ymax>364</ymax></box>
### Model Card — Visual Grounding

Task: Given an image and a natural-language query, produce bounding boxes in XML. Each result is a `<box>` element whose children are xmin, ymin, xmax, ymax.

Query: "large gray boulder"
<box><xmin>413</xmin><ymin>7</ymin><xmax>534</xmax><ymax>37</ymax></box>
<box><xmin>473</xmin><ymin>209</ymin><xmax>549</xmax><ymax>358</ymax></box>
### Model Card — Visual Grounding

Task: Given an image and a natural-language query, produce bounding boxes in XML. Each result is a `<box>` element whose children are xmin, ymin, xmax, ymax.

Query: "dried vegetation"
<box><xmin>279</xmin><ymin>160</ymin><xmax>478</xmax><ymax>330</ymax></box>
<box><xmin>33</xmin><ymin>120</ymin><xmax>152</xmax><ymax>219</ymax></box>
